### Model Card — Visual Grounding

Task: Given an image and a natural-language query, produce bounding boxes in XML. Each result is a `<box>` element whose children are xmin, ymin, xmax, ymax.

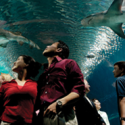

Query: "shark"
<box><xmin>81</xmin><ymin>0</ymin><xmax>125</xmax><ymax>39</ymax></box>
<box><xmin>0</xmin><ymin>29</ymin><xmax>42</xmax><ymax>50</ymax></box>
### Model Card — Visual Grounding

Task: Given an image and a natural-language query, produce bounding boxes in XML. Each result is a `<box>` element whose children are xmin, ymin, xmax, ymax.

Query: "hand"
<box><xmin>43</xmin><ymin>102</ymin><xmax>57</xmax><ymax>119</ymax></box>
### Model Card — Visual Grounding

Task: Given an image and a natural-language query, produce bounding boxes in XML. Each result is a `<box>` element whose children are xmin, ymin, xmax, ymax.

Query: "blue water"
<box><xmin>0</xmin><ymin>0</ymin><xmax>124</xmax><ymax>124</ymax></box>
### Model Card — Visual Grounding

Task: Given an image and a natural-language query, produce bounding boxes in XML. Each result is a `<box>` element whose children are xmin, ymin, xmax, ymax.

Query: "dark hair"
<box><xmin>91</xmin><ymin>98</ymin><xmax>97</xmax><ymax>103</ymax></box>
<box><xmin>114</xmin><ymin>61</ymin><xmax>125</xmax><ymax>73</ymax></box>
<box><xmin>21</xmin><ymin>55</ymin><xmax>41</xmax><ymax>78</ymax></box>
<box><xmin>57</xmin><ymin>40</ymin><xmax>69</xmax><ymax>59</ymax></box>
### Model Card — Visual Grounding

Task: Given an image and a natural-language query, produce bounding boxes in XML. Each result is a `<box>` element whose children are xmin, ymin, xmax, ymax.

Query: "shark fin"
<box><xmin>106</xmin><ymin>0</ymin><xmax>123</xmax><ymax>15</ymax></box>
<box><xmin>110</xmin><ymin>23</ymin><xmax>125</xmax><ymax>38</ymax></box>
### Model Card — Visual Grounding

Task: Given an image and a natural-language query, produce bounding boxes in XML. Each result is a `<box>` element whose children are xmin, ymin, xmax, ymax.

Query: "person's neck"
<box><xmin>97</xmin><ymin>108</ymin><xmax>101</xmax><ymax>111</ymax></box>
<box><xmin>84</xmin><ymin>93</ymin><xmax>88</xmax><ymax>97</ymax></box>
<box><xmin>47</xmin><ymin>55</ymin><xmax>58</xmax><ymax>68</ymax></box>
<box><xmin>85</xmin><ymin>91</ymin><xmax>89</xmax><ymax>96</ymax></box>
<box><xmin>17</xmin><ymin>69</ymin><xmax>27</xmax><ymax>81</ymax></box>
<box><xmin>121</xmin><ymin>73</ymin><xmax>125</xmax><ymax>76</ymax></box>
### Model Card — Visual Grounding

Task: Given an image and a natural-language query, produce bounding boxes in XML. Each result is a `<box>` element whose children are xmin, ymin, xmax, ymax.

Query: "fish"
<box><xmin>84</xmin><ymin>54</ymin><xmax>95</xmax><ymax>58</ymax></box>
<box><xmin>81</xmin><ymin>0</ymin><xmax>125</xmax><ymax>39</ymax></box>
<box><xmin>0</xmin><ymin>29</ymin><xmax>42</xmax><ymax>50</ymax></box>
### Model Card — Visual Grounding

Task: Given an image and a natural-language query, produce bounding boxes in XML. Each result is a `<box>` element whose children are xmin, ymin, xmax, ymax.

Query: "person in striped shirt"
<box><xmin>113</xmin><ymin>61</ymin><xmax>125</xmax><ymax>125</ymax></box>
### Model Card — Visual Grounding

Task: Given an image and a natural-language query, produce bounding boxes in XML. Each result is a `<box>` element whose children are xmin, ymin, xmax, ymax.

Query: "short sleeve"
<box><xmin>66</xmin><ymin>60</ymin><xmax>85</xmax><ymax>96</ymax></box>
<box><xmin>116</xmin><ymin>77</ymin><xmax>125</xmax><ymax>97</ymax></box>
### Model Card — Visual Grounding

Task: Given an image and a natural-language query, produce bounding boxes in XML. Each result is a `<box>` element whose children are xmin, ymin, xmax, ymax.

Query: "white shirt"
<box><xmin>66</xmin><ymin>115</ymin><xmax>78</xmax><ymax>125</ymax></box>
<box><xmin>98</xmin><ymin>110</ymin><xmax>110</xmax><ymax>125</ymax></box>
<box><xmin>85</xmin><ymin>96</ymin><xmax>93</xmax><ymax>107</ymax></box>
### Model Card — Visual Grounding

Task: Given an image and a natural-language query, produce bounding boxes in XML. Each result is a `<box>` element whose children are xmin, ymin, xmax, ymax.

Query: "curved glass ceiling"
<box><xmin>0</xmin><ymin>0</ymin><xmax>125</xmax><ymax>124</ymax></box>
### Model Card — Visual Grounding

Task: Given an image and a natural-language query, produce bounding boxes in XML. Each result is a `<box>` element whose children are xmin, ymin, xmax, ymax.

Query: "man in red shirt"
<box><xmin>36</xmin><ymin>40</ymin><xmax>85</xmax><ymax>125</ymax></box>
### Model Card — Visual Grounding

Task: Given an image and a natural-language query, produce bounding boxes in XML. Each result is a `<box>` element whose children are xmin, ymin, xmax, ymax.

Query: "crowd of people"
<box><xmin>0</xmin><ymin>40</ymin><xmax>124</xmax><ymax>125</ymax></box>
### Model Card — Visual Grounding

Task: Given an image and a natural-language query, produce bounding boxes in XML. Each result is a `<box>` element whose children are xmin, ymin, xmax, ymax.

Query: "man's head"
<box><xmin>43</xmin><ymin>40</ymin><xmax>69</xmax><ymax>59</ymax></box>
<box><xmin>92</xmin><ymin>98</ymin><xmax>101</xmax><ymax>111</ymax></box>
<box><xmin>84</xmin><ymin>79</ymin><xmax>90</xmax><ymax>94</ymax></box>
<box><xmin>113</xmin><ymin>61</ymin><xmax>125</xmax><ymax>77</ymax></box>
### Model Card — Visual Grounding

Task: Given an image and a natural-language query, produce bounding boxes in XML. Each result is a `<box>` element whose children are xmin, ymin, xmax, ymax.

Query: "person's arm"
<box><xmin>0</xmin><ymin>83</ymin><xmax>5</xmax><ymax>121</ymax></box>
<box><xmin>116</xmin><ymin>78</ymin><xmax>125</xmax><ymax>125</ymax></box>
<box><xmin>59</xmin><ymin>92</ymin><xmax>80</xmax><ymax>106</ymax></box>
<box><xmin>44</xmin><ymin>60</ymin><xmax>85</xmax><ymax>117</ymax></box>
<box><xmin>43</xmin><ymin>92</ymin><xmax>79</xmax><ymax>116</ymax></box>
<box><xmin>119</xmin><ymin>97</ymin><xmax>125</xmax><ymax>125</ymax></box>
<box><xmin>32</xmin><ymin>81</ymin><xmax>42</xmax><ymax>124</ymax></box>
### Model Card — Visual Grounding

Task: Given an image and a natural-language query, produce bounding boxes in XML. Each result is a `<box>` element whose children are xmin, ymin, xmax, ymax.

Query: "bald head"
<box><xmin>84</xmin><ymin>79</ymin><xmax>90</xmax><ymax>94</ymax></box>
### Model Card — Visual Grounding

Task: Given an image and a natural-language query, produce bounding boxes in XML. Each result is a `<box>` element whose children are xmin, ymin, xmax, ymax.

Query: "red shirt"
<box><xmin>0</xmin><ymin>79</ymin><xmax>37</xmax><ymax>123</ymax></box>
<box><xmin>37</xmin><ymin>56</ymin><xmax>85</xmax><ymax>105</ymax></box>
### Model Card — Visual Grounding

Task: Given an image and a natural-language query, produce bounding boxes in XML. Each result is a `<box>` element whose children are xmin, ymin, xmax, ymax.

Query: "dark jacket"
<box><xmin>75</xmin><ymin>96</ymin><xmax>105</xmax><ymax>125</ymax></box>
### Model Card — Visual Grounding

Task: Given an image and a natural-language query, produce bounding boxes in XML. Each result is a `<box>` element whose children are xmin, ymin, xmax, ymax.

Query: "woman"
<box><xmin>92</xmin><ymin>98</ymin><xmax>110</xmax><ymax>125</ymax></box>
<box><xmin>0</xmin><ymin>55</ymin><xmax>41</xmax><ymax>125</ymax></box>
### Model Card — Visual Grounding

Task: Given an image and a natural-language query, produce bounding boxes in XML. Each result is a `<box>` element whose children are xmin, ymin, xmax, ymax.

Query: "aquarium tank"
<box><xmin>0</xmin><ymin>0</ymin><xmax>125</xmax><ymax>124</ymax></box>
